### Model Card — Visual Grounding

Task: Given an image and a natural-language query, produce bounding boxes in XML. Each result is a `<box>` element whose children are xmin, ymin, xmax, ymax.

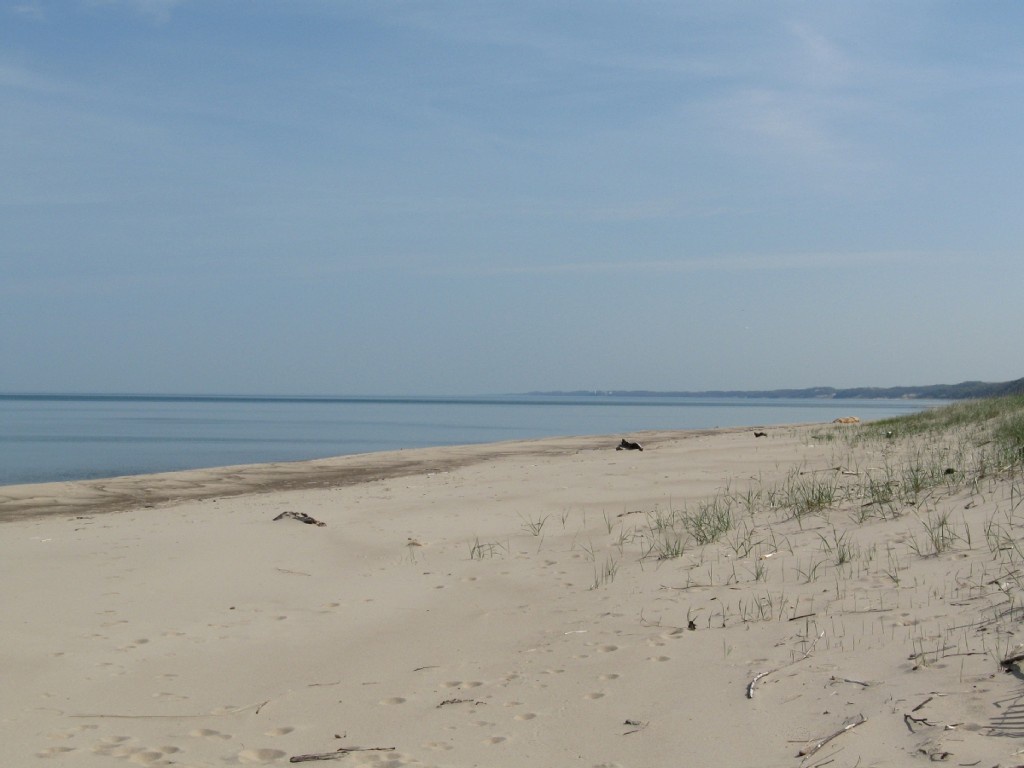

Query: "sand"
<box><xmin>3</xmin><ymin>425</ymin><xmax>1024</xmax><ymax>767</ymax></box>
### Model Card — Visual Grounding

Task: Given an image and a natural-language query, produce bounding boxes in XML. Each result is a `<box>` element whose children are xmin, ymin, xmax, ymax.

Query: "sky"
<box><xmin>2</xmin><ymin>1</ymin><xmax>1023</xmax><ymax>396</ymax></box>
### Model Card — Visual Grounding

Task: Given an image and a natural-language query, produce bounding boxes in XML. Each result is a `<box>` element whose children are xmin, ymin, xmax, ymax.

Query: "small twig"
<box><xmin>659</xmin><ymin>583</ymin><xmax>711</xmax><ymax>591</ymax></box>
<box><xmin>829</xmin><ymin>675</ymin><xmax>870</xmax><ymax>688</ymax></box>
<box><xmin>639</xmin><ymin>616</ymin><xmax>686</xmax><ymax>634</ymax></box>
<box><xmin>797</xmin><ymin>714</ymin><xmax>866</xmax><ymax>757</ymax></box>
<box><xmin>747</xmin><ymin>670</ymin><xmax>773</xmax><ymax>699</ymax></box>
<box><xmin>69</xmin><ymin>700</ymin><xmax>269</xmax><ymax>719</ymax></box>
<box><xmin>789</xmin><ymin>612</ymin><xmax>816</xmax><ymax>622</ymax></box>
<box><xmin>622</xmin><ymin>719</ymin><xmax>648</xmax><ymax>735</ymax></box>
<box><xmin>912</xmin><ymin>696</ymin><xmax>933</xmax><ymax>712</ymax></box>
<box><xmin>437</xmin><ymin>698</ymin><xmax>482</xmax><ymax>708</ymax></box>
<box><xmin>290</xmin><ymin>747</ymin><xmax>395</xmax><ymax>763</ymax></box>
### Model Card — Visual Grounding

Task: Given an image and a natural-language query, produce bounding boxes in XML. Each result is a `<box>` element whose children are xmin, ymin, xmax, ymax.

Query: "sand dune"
<box><xmin>3</xmin><ymin>425</ymin><xmax>1024</xmax><ymax>767</ymax></box>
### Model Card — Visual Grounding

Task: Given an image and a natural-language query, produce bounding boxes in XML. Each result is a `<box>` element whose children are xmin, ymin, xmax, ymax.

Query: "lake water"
<box><xmin>0</xmin><ymin>394</ymin><xmax>940</xmax><ymax>486</ymax></box>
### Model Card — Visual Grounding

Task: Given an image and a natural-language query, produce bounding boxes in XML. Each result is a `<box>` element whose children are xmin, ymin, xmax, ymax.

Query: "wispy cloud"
<box><xmin>83</xmin><ymin>0</ymin><xmax>182</xmax><ymax>23</ymax></box>
<box><xmin>0</xmin><ymin>62</ymin><xmax>58</xmax><ymax>92</ymax></box>
<box><xmin>473</xmin><ymin>250</ymin><xmax>931</xmax><ymax>276</ymax></box>
<box><xmin>8</xmin><ymin>1</ymin><xmax>46</xmax><ymax>21</ymax></box>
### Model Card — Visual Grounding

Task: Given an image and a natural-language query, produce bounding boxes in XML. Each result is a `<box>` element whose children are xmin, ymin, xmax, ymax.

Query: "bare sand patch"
<box><xmin>3</xmin><ymin>423</ymin><xmax>1024</xmax><ymax>766</ymax></box>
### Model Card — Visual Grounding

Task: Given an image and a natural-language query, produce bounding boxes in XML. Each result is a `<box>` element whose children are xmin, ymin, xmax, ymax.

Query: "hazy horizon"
<box><xmin>4</xmin><ymin>3</ymin><xmax>1023</xmax><ymax>396</ymax></box>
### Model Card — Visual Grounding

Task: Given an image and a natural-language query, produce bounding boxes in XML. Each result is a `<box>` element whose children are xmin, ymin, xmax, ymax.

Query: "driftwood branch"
<box><xmin>274</xmin><ymin>511</ymin><xmax>326</xmax><ymax>527</ymax></box>
<box><xmin>999</xmin><ymin>649</ymin><xmax>1024</xmax><ymax>670</ymax></box>
<box><xmin>797</xmin><ymin>714</ymin><xmax>866</xmax><ymax>757</ymax></box>
<box><xmin>903</xmin><ymin>713</ymin><xmax>936</xmax><ymax>733</ymax></box>
<box><xmin>747</xmin><ymin>631</ymin><xmax>823</xmax><ymax>699</ymax></box>
<box><xmin>290</xmin><ymin>747</ymin><xmax>395</xmax><ymax>763</ymax></box>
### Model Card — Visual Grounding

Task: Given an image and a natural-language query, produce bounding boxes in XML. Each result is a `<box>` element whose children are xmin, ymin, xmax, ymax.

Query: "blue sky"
<box><xmin>2</xmin><ymin>1</ymin><xmax>1022</xmax><ymax>395</ymax></box>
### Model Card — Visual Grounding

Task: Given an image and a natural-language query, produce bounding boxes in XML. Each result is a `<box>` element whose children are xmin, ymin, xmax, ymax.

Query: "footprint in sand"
<box><xmin>379</xmin><ymin>697</ymin><xmax>407</xmax><ymax>705</ymax></box>
<box><xmin>264</xmin><ymin>726</ymin><xmax>294</xmax><ymax>736</ymax></box>
<box><xmin>36</xmin><ymin>746</ymin><xmax>76</xmax><ymax>758</ymax></box>
<box><xmin>189</xmin><ymin>728</ymin><xmax>232</xmax><ymax>740</ymax></box>
<box><xmin>583</xmin><ymin>692</ymin><xmax>606</xmax><ymax>700</ymax></box>
<box><xmin>513</xmin><ymin>712</ymin><xmax>537</xmax><ymax>721</ymax></box>
<box><xmin>598</xmin><ymin>673</ymin><xmax>620</xmax><ymax>681</ymax></box>
<box><xmin>484</xmin><ymin>736</ymin><xmax>508</xmax><ymax>745</ymax></box>
<box><xmin>649</xmin><ymin>655</ymin><xmax>671</xmax><ymax>662</ymax></box>
<box><xmin>423</xmin><ymin>741</ymin><xmax>455</xmax><ymax>751</ymax></box>
<box><xmin>152</xmin><ymin>691</ymin><xmax>188</xmax><ymax>700</ymax></box>
<box><xmin>237</xmin><ymin>747</ymin><xmax>287</xmax><ymax>764</ymax></box>
<box><xmin>127</xmin><ymin>749</ymin><xmax>168</xmax><ymax>764</ymax></box>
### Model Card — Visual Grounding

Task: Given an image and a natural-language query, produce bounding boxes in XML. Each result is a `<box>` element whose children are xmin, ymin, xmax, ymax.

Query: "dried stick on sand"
<box><xmin>746</xmin><ymin>631</ymin><xmax>824</xmax><ymax>698</ymax></box>
<box><xmin>290</xmin><ymin>747</ymin><xmax>396</xmax><ymax>763</ymax></box>
<box><xmin>797</xmin><ymin>714</ymin><xmax>867</xmax><ymax>758</ymax></box>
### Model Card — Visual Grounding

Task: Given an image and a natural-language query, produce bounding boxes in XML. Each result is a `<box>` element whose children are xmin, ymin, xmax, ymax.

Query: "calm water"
<box><xmin>0</xmin><ymin>394</ymin><xmax>940</xmax><ymax>486</ymax></box>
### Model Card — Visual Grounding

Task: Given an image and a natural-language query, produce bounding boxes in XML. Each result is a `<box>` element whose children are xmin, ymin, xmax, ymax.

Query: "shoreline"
<box><xmin>0</xmin><ymin>427</ymin><xmax>751</xmax><ymax>522</ymax></box>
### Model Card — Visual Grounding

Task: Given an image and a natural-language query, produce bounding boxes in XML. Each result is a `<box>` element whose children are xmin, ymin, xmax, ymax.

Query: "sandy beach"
<box><xmin>3</xmin><ymin>424</ymin><xmax>1024</xmax><ymax>767</ymax></box>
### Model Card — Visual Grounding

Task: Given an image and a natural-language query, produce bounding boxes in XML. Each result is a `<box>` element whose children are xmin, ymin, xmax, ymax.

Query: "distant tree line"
<box><xmin>530</xmin><ymin>377</ymin><xmax>1024</xmax><ymax>401</ymax></box>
